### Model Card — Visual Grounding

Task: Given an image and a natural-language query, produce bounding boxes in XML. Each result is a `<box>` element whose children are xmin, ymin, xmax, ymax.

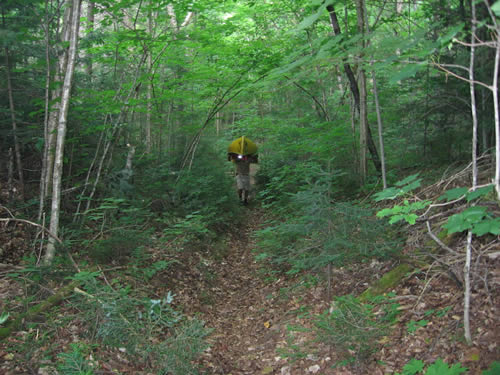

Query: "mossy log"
<box><xmin>0</xmin><ymin>280</ymin><xmax>79</xmax><ymax>340</ymax></box>
<box><xmin>359</xmin><ymin>263</ymin><xmax>413</xmax><ymax>301</ymax></box>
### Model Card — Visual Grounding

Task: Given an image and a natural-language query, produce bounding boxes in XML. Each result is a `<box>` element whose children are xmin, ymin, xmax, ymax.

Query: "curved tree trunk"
<box><xmin>326</xmin><ymin>3</ymin><xmax>381</xmax><ymax>176</ymax></box>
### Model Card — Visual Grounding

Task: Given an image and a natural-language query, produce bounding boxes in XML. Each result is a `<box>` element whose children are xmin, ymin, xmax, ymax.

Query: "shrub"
<box><xmin>255</xmin><ymin>184</ymin><xmax>400</xmax><ymax>273</ymax></box>
<box><xmin>314</xmin><ymin>294</ymin><xmax>399</xmax><ymax>366</ymax></box>
<box><xmin>89</xmin><ymin>229</ymin><xmax>151</xmax><ymax>263</ymax></box>
<box><xmin>56</xmin><ymin>342</ymin><xmax>96</xmax><ymax>375</ymax></box>
<box><xmin>71</xmin><ymin>279</ymin><xmax>210</xmax><ymax>374</ymax></box>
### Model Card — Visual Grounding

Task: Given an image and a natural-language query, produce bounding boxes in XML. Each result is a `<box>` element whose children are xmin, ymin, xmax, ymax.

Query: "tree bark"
<box><xmin>38</xmin><ymin>0</ymin><xmax>53</xmax><ymax>221</ymax></box>
<box><xmin>146</xmin><ymin>2</ymin><xmax>154</xmax><ymax>153</ymax></box>
<box><xmin>4</xmin><ymin>46</ymin><xmax>24</xmax><ymax>200</ymax></box>
<box><xmin>43</xmin><ymin>3</ymin><xmax>72</xmax><ymax>203</ymax></box>
<box><xmin>44</xmin><ymin>0</ymin><xmax>82</xmax><ymax>265</ymax></box>
<box><xmin>85</xmin><ymin>1</ymin><xmax>95</xmax><ymax>79</ymax></box>
<box><xmin>372</xmin><ymin>71</ymin><xmax>387</xmax><ymax>189</ymax></box>
<box><xmin>463</xmin><ymin>0</ymin><xmax>479</xmax><ymax>345</ymax></box>
<box><xmin>356</xmin><ymin>0</ymin><xmax>368</xmax><ymax>184</ymax></box>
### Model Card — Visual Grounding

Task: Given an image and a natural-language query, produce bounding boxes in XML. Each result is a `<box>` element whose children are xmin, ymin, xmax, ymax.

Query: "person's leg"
<box><xmin>243</xmin><ymin>189</ymin><xmax>248</xmax><ymax>205</ymax></box>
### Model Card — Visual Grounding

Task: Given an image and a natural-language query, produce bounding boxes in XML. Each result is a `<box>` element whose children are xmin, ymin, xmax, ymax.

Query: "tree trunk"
<box><xmin>43</xmin><ymin>3</ymin><xmax>72</xmax><ymax>204</ymax></box>
<box><xmin>146</xmin><ymin>3</ymin><xmax>153</xmax><ymax>153</ymax></box>
<box><xmin>85</xmin><ymin>1</ymin><xmax>95</xmax><ymax>79</ymax></box>
<box><xmin>44</xmin><ymin>0</ymin><xmax>82</xmax><ymax>265</ymax></box>
<box><xmin>372</xmin><ymin>71</ymin><xmax>387</xmax><ymax>189</ymax></box>
<box><xmin>464</xmin><ymin>0</ymin><xmax>478</xmax><ymax>345</ymax></box>
<box><xmin>326</xmin><ymin>3</ymin><xmax>381</xmax><ymax>176</ymax></box>
<box><xmin>4</xmin><ymin>46</ymin><xmax>24</xmax><ymax>200</ymax></box>
<box><xmin>38</xmin><ymin>0</ymin><xmax>53</xmax><ymax>221</ymax></box>
<box><xmin>358</xmin><ymin>69</ymin><xmax>368</xmax><ymax>184</ymax></box>
<box><xmin>356</xmin><ymin>0</ymin><xmax>368</xmax><ymax>183</ymax></box>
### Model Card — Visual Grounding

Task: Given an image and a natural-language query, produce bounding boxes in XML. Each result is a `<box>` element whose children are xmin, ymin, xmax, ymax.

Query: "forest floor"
<box><xmin>154</xmin><ymin>205</ymin><xmax>499</xmax><ymax>374</ymax></box>
<box><xmin>0</xmin><ymin>202</ymin><xmax>499</xmax><ymax>374</ymax></box>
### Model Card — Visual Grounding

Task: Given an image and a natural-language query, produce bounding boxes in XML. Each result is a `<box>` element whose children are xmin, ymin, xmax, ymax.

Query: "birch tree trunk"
<box><xmin>463</xmin><ymin>0</ymin><xmax>479</xmax><ymax>345</ymax></box>
<box><xmin>44</xmin><ymin>0</ymin><xmax>82</xmax><ymax>265</ymax></box>
<box><xmin>492</xmin><ymin>33</ymin><xmax>500</xmax><ymax>200</ymax></box>
<box><xmin>42</xmin><ymin>3</ymin><xmax>72</xmax><ymax>206</ymax></box>
<box><xmin>38</xmin><ymin>0</ymin><xmax>53</xmax><ymax>221</ymax></box>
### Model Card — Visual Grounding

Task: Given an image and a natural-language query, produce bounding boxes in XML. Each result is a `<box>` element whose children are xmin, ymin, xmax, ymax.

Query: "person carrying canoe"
<box><xmin>227</xmin><ymin>136</ymin><xmax>258</xmax><ymax>206</ymax></box>
<box><xmin>234</xmin><ymin>154</ymin><xmax>251</xmax><ymax>205</ymax></box>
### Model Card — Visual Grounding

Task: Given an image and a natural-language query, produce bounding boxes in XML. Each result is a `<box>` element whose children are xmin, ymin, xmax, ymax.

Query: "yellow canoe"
<box><xmin>227</xmin><ymin>136</ymin><xmax>258</xmax><ymax>156</ymax></box>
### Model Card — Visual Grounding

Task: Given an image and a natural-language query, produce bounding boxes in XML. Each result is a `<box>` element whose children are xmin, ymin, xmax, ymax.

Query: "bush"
<box><xmin>56</xmin><ymin>342</ymin><xmax>96</xmax><ymax>375</ymax></box>
<box><xmin>89</xmin><ymin>229</ymin><xmax>151</xmax><ymax>263</ymax></box>
<box><xmin>255</xmin><ymin>183</ymin><xmax>400</xmax><ymax>273</ymax></box>
<box><xmin>71</xmin><ymin>279</ymin><xmax>210</xmax><ymax>374</ymax></box>
<box><xmin>154</xmin><ymin>319</ymin><xmax>212</xmax><ymax>375</ymax></box>
<box><xmin>314</xmin><ymin>294</ymin><xmax>399</xmax><ymax>366</ymax></box>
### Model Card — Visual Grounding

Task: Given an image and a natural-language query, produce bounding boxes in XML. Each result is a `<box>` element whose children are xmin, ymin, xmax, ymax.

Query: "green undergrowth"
<box><xmin>2</xmin><ymin>266</ymin><xmax>211</xmax><ymax>375</ymax></box>
<box><xmin>280</xmin><ymin>293</ymin><xmax>401</xmax><ymax>368</ymax></box>
<box><xmin>253</xmin><ymin>179</ymin><xmax>402</xmax><ymax>274</ymax></box>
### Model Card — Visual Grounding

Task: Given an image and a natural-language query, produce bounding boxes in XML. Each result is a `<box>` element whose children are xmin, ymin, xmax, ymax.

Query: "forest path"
<box><xmin>196</xmin><ymin>205</ymin><xmax>326</xmax><ymax>375</ymax></box>
<box><xmin>200</xmin><ymin>205</ymin><xmax>287</xmax><ymax>374</ymax></box>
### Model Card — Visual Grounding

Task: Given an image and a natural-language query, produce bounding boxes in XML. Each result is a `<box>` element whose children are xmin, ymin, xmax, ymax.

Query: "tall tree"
<box><xmin>326</xmin><ymin>2</ymin><xmax>381</xmax><ymax>179</ymax></box>
<box><xmin>3</xmin><ymin>45</ymin><xmax>24</xmax><ymax>200</ymax></box>
<box><xmin>44</xmin><ymin>0</ymin><xmax>82</xmax><ymax>264</ymax></box>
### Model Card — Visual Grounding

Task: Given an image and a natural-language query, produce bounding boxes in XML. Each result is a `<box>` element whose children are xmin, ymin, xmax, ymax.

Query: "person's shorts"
<box><xmin>236</xmin><ymin>174</ymin><xmax>251</xmax><ymax>190</ymax></box>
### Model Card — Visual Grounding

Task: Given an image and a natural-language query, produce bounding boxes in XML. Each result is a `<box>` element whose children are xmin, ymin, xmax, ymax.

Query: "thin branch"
<box><xmin>432</xmin><ymin>62</ymin><xmax>492</xmax><ymax>90</ymax></box>
<box><xmin>0</xmin><ymin>218</ymin><xmax>62</xmax><ymax>244</ymax></box>
<box><xmin>284</xmin><ymin>75</ymin><xmax>330</xmax><ymax>121</ymax></box>
<box><xmin>426</xmin><ymin>221</ymin><xmax>459</xmax><ymax>256</ymax></box>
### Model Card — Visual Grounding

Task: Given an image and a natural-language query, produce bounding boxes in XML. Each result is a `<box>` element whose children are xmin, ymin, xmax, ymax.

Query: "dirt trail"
<box><xmin>199</xmin><ymin>207</ymin><xmax>286</xmax><ymax>374</ymax></box>
<box><xmin>194</xmin><ymin>206</ymin><xmax>342</xmax><ymax>375</ymax></box>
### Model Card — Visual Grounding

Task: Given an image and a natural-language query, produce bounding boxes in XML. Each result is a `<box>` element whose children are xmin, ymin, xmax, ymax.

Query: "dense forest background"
<box><xmin>0</xmin><ymin>0</ymin><xmax>499</xmax><ymax>374</ymax></box>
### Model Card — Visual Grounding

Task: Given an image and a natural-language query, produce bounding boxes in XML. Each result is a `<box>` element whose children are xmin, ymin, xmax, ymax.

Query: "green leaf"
<box><xmin>394</xmin><ymin>173</ymin><xmax>420</xmax><ymax>187</ymax></box>
<box><xmin>0</xmin><ymin>312</ymin><xmax>9</xmax><ymax>325</ymax></box>
<box><xmin>443</xmin><ymin>206</ymin><xmax>488</xmax><ymax>234</ymax></box>
<box><xmin>466</xmin><ymin>184</ymin><xmax>494</xmax><ymax>202</ymax></box>
<box><xmin>437</xmin><ymin>23</ymin><xmax>465</xmax><ymax>46</ymax></box>
<box><xmin>405</xmin><ymin>214</ymin><xmax>418</xmax><ymax>225</ymax></box>
<box><xmin>490</xmin><ymin>1</ymin><xmax>500</xmax><ymax>17</ymax></box>
<box><xmin>389</xmin><ymin>64</ymin><xmax>424</xmax><ymax>83</ymax></box>
<box><xmin>402</xmin><ymin>180</ymin><xmax>422</xmax><ymax>194</ymax></box>
<box><xmin>374</xmin><ymin>187</ymin><xmax>402</xmax><ymax>201</ymax></box>
<box><xmin>443</xmin><ymin>213</ymin><xmax>470</xmax><ymax>234</ymax></box>
<box><xmin>389</xmin><ymin>214</ymin><xmax>405</xmax><ymax>224</ymax></box>
<box><xmin>426</xmin><ymin>358</ymin><xmax>467</xmax><ymax>375</ymax></box>
<box><xmin>377</xmin><ymin>208</ymin><xmax>395</xmax><ymax>218</ymax></box>
<box><xmin>401</xmin><ymin>358</ymin><xmax>425</xmax><ymax>375</ymax></box>
<box><xmin>483</xmin><ymin>361</ymin><xmax>500</xmax><ymax>375</ymax></box>
<box><xmin>462</xmin><ymin>206</ymin><xmax>488</xmax><ymax>222</ymax></box>
<box><xmin>472</xmin><ymin>218</ymin><xmax>500</xmax><ymax>236</ymax></box>
<box><xmin>438</xmin><ymin>187</ymin><xmax>468</xmax><ymax>202</ymax></box>
<box><xmin>296</xmin><ymin>3</ymin><xmax>327</xmax><ymax>31</ymax></box>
